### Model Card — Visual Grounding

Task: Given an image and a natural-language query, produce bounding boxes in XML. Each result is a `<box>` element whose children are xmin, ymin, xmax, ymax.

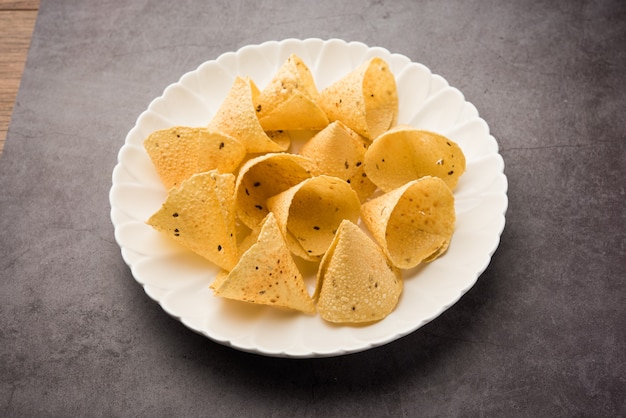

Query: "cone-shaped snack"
<box><xmin>267</xmin><ymin>175</ymin><xmax>361</xmax><ymax>261</ymax></box>
<box><xmin>360</xmin><ymin>176</ymin><xmax>455</xmax><ymax>269</ymax></box>
<box><xmin>208</xmin><ymin>76</ymin><xmax>290</xmax><ymax>153</ymax></box>
<box><xmin>318</xmin><ymin>57</ymin><xmax>398</xmax><ymax>140</ymax></box>
<box><xmin>364</xmin><ymin>126</ymin><xmax>466</xmax><ymax>192</ymax></box>
<box><xmin>144</xmin><ymin>126</ymin><xmax>246</xmax><ymax>190</ymax></box>
<box><xmin>212</xmin><ymin>212</ymin><xmax>316</xmax><ymax>314</ymax></box>
<box><xmin>147</xmin><ymin>171</ymin><xmax>238</xmax><ymax>271</ymax></box>
<box><xmin>299</xmin><ymin>121</ymin><xmax>376</xmax><ymax>201</ymax></box>
<box><xmin>234</xmin><ymin>153</ymin><xmax>316</xmax><ymax>229</ymax></box>
<box><xmin>315</xmin><ymin>220</ymin><xmax>403</xmax><ymax>324</ymax></box>
<box><xmin>254</xmin><ymin>54</ymin><xmax>329</xmax><ymax>131</ymax></box>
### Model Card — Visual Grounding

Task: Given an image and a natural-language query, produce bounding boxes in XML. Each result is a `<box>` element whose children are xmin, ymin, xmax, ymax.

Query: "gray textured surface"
<box><xmin>1</xmin><ymin>0</ymin><xmax>625</xmax><ymax>416</ymax></box>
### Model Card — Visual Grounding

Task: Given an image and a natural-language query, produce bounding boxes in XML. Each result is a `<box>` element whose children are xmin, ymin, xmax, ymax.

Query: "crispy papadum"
<box><xmin>360</xmin><ymin>176</ymin><xmax>456</xmax><ymax>269</ymax></box>
<box><xmin>254</xmin><ymin>54</ymin><xmax>328</xmax><ymax>131</ymax></box>
<box><xmin>266</xmin><ymin>175</ymin><xmax>361</xmax><ymax>261</ymax></box>
<box><xmin>212</xmin><ymin>212</ymin><xmax>316</xmax><ymax>314</ymax></box>
<box><xmin>234</xmin><ymin>153</ymin><xmax>317</xmax><ymax>229</ymax></box>
<box><xmin>299</xmin><ymin>121</ymin><xmax>376</xmax><ymax>201</ymax></box>
<box><xmin>144</xmin><ymin>126</ymin><xmax>245</xmax><ymax>189</ymax></box>
<box><xmin>364</xmin><ymin>126</ymin><xmax>466</xmax><ymax>192</ymax></box>
<box><xmin>208</xmin><ymin>76</ymin><xmax>290</xmax><ymax>153</ymax></box>
<box><xmin>319</xmin><ymin>57</ymin><xmax>398</xmax><ymax>140</ymax></box>
<box><xmin>315</xmin><ymin>220</ymin><xmax>403</xmax><ymax>324</ymax></box>
<box><xmin>147</xmin><ymin>170</ymin><xmax>238</xmax><ymax>271</ymax></box>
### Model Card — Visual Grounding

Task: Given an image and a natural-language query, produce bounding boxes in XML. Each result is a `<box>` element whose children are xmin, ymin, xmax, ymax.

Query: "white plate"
<box><xmin>109</xmin><ymin>38</ymin><xmax>508</xmax><ymax>358</ymax></box>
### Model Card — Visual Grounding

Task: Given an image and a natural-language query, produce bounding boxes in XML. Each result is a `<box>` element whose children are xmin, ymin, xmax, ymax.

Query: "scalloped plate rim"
<box><xmin>109</xmin><ymin>38</ymin><xmax>508</xmax><ymax>358</ymax></box>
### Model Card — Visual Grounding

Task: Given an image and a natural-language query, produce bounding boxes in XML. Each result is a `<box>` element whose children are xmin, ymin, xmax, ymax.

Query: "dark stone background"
<box><xmin>1</xmin><ymin>0</ymin><xmax>624</xmax><ymax>416</ymax></box>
